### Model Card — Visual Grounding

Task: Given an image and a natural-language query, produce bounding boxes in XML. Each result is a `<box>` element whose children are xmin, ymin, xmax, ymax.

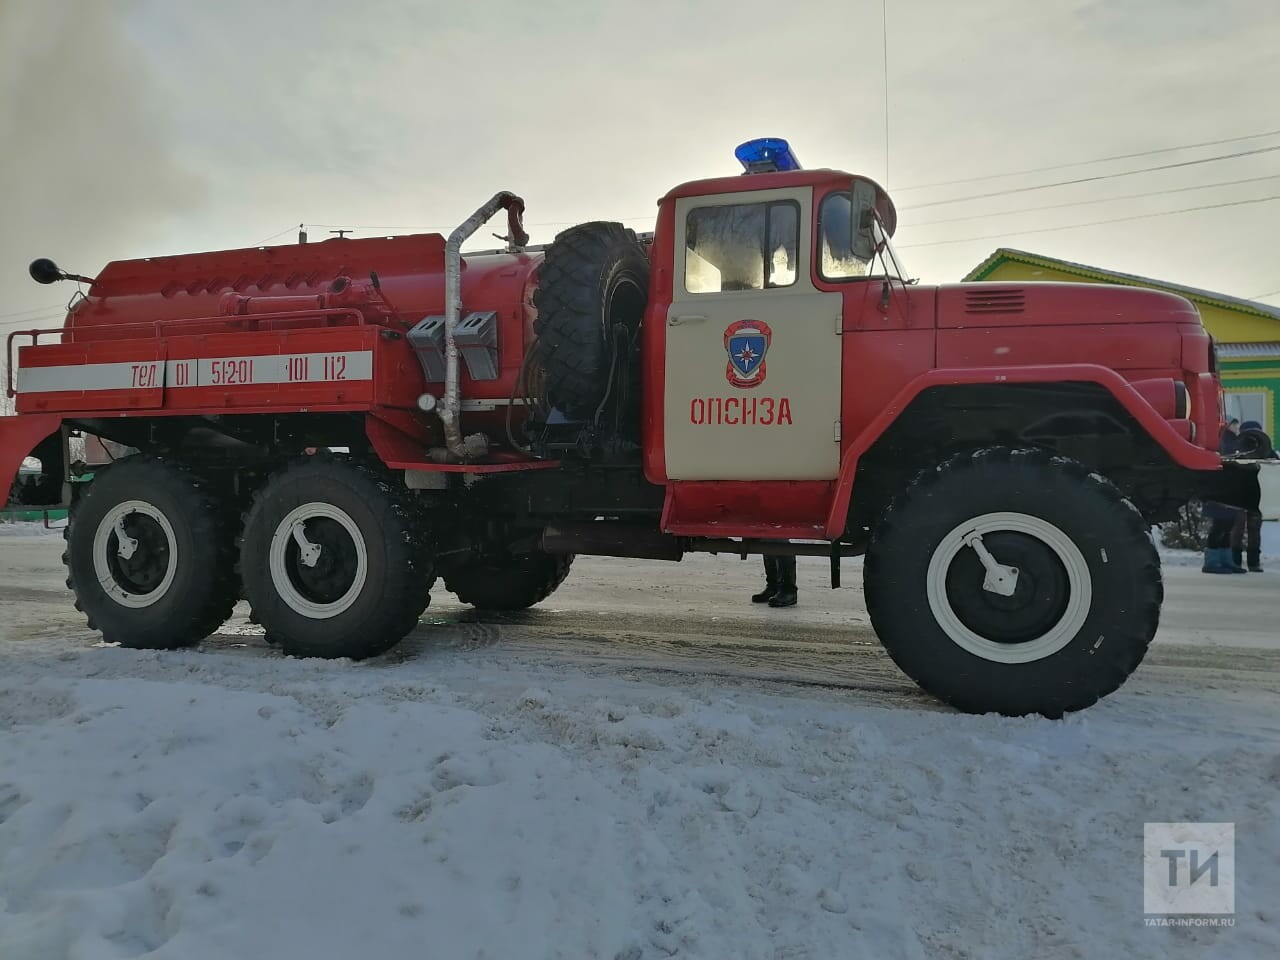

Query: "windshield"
<box><xmin>817</xmin><ymin>189</ymin><xmax>910</xmax><ymax>283</ymax></box>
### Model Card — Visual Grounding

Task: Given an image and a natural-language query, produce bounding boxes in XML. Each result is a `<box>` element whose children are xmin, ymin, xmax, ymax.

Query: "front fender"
<box><xmin>824</xmin><ymin>364</ymin><xmax>1219</xmax><ymax>538</ymax></box>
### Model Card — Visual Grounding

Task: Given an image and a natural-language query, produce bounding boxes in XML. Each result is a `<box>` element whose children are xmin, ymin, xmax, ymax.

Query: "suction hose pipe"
<box><xmin>439</xmin><ymin>192</ymin><xmax>528</xmax><ymax>459</ymax></box>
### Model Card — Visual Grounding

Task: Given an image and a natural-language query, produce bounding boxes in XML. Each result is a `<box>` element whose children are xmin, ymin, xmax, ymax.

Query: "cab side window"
<box><xmin>685</xmin><ymin>201</ymin><xmax>799</xmax><ymax>294</ymax></box>
<box><xmin>817</xmin><ymin>192</ymin><xmax>872</xmax><ymax>280</ymax></box>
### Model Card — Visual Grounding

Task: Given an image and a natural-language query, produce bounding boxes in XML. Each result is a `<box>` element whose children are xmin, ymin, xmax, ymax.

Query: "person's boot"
<box><xmin>752</xmin><ymin>557</ymin><xmax>778</xmax><ymax>603</ymax></box>
<box><xmin>1203</xmin><ymin>548</ymin><xmax>1236</xmax><ymax>574</ymax></box>
<box><xmin>1229</xmin><ymin>548</ymin><xmax>1247</xmax><ymax>573</ymax></box>
<box><xmin>1248</xmin><ymin>552</ymin><xmax>1264</xmax><ymax>573</ymax></box>
<box><xmin>1232</xmin><ymin>547</ymin><xmax>1246</xmax><ymax>570</ymax></box>
<box><xmin>751</xmin><ymin>582</ymin><xmax>778</xmax><ymax>603</ymax></box>
<box><xmin>768</xmin><ymin>557</ymin><xmax>797</xmax><ymax>608</ymax></box>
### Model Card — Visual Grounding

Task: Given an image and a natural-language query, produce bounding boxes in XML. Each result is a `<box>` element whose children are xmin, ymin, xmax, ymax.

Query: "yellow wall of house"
<box><xmin>978</xmin><ymin>261</ymin><xmax>1280</xmax><ymax>343</ymax></box>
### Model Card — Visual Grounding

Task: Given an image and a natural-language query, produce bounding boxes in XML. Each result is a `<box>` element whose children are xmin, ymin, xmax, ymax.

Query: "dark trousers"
<box><xmin>763</xmin><ymin>555</ymin><xmax>796</xmax><ymax>588</ymax></box>
<box><xmin>1207</xmin><ymin>517</ymin><xmax>1236</xmax><ymax>550</ymax></box>
<box><xmin>1231</xmin><ymin>509</ymin><xmax>1263</xmax><ymax>563</ymax></box>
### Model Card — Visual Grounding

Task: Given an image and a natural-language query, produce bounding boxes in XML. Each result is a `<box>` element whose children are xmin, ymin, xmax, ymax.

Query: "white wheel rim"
<box><xmin>268</xmin><ymin>502</ymin><xmax>368</xmax><ymax>619</ymax></box>
<box><xmin>91</xmin><ymin>500</ymin><xmax>178</xmax><ymax>608</ymax></box>
<box><xmin>925</xmin><ymin>511</ymin><xmax>1092</xmax><ymax>664</ymax></box>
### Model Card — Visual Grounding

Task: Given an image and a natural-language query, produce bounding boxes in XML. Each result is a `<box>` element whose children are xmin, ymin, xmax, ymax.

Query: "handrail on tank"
<box><xmin>5</xmin><ymin>308</ymin><xmax>366</xmax><ymax>397</ymax></box>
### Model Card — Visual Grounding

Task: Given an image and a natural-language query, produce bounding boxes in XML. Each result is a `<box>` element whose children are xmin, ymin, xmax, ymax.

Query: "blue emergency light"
<box><xmin>735</xmin><ymin>138</ymin><xmax>802</xmax><ymax>173</ymax></box>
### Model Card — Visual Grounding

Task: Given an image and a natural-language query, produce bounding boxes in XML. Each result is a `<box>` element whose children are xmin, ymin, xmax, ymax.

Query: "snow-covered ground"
<box><xmin>1</xmin><ymin>528</ymin><xmax>1277</xmax><ymax>959</ymax></box>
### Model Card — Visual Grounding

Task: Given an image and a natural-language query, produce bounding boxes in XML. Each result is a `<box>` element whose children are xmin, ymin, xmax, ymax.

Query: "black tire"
<box><xmin>863</xmin><ymin>447</ymin><xmax>1162</xmax><ymax>717</ymax></box>
<box><xmin>63</xmin><ymin>457</ymin><xmax>238</xmax><ymax>648</ymax></box>
<box><xmin>239</xmin><ymin>458</ymin><xmax>433</xmax><ymax>659</ymax></box>
<box><xmin>1236</xmin><ymin>427</ymin><xmax>1276</xmax><ymax>459</ymax></box>
<box><xmin>533</xmin><ymin>221</ymin><xmax>649</xmax><ymax>419</ymax></box>
<box><xmin>442</xmin><ymin>550</ymin><xmax>574</xmax><ymax>611</ymax></box>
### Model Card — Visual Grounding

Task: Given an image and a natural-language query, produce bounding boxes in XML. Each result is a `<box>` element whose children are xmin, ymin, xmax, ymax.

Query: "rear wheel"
<box><xmin>239</xmin><ymin>458</ymin><xmax>433</xmax><ymax>659</ymax></box>
<box><xmin>442</xmin><ymin>549</ymin><xmax>574</xmax><ymax>611</ymax></box>
<box><xmin>64</xmin><ymin>457</ymin><xmax>237</xmax><ymax>648</ymax></box>
<box><xmin>863</xmin><ymin>447</ymin><xmax>1162</xmax><ymax>716</ymax></box>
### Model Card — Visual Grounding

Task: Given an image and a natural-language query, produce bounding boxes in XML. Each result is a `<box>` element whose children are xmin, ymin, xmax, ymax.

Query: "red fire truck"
<box><xmin>4</xmin><ymin>139</ymin><xmax>1275</xmax><ymax>715</ymax></box>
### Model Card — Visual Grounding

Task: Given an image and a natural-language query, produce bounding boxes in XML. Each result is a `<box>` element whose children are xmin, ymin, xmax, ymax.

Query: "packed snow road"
<box><xmin>1</xmin><ymin>527</ymin><xmax>1277</xmax><ymax>959</ymax></box>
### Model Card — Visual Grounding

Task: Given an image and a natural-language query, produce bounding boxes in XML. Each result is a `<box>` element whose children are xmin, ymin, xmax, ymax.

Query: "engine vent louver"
<box><xmin>964</xmin><ymin>288</ymin><xmax>1026</xmax><ymax>315</ymax></box>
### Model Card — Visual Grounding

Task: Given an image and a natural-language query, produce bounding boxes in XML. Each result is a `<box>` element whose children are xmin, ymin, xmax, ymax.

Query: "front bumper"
<box><xmin>1214</xmin><ymin>459</ymin><xmax>1280</xmax><ymax>519</ymax></box>
<box><xmin>1252</xmin><ymin>460</ymin><xmax>1280</xmax><ymax>520</ymax></box>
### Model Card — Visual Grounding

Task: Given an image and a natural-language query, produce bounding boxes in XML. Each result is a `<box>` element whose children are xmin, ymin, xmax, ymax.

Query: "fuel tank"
<box><xmin>55</xmin><ymin>233</ymin><xmax>547</xmax><ymax>404</ymax></box>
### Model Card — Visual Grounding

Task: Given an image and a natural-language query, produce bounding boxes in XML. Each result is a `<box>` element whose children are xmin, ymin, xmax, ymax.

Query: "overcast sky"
<box><xmin>2</xmin><ymin>0</ymin><xmax>1278</xmax><ymax>338</ymax></box>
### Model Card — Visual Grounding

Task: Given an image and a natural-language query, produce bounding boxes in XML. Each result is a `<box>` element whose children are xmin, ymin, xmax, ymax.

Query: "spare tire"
<box><xmin>1236</xmin><ymin>427</ymin><xmax>1276</xmax><ymax>459</ymax></box>
<box><xmin>533</xmin><ymin>221</ymin><xmax>649</xmax><ymax>420</ymax></box>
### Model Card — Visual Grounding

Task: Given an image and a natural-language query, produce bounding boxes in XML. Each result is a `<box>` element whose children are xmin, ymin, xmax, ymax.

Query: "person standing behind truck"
<box><xmin>1231</xmin><ymin>420</ymin><xmax>1277</xmax><ymax>572</ymax></box>
<box><xmin>752</xmin><ymin>553</ymin><xmax>798</xmax><ymax>608</ymax></box>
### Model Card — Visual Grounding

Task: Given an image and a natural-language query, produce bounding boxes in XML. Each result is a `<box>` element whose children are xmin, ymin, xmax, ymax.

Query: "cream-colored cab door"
<box><xmin>663</xmin><ymin>187</ymin><xmax>843</xmax><ymax>481</ymax></box>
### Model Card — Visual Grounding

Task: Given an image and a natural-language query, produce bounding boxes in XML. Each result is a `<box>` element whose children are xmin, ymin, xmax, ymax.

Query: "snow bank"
<box><xmin>0</xmin><ymin>522</ymin><xmax>64</xmax><ymax>539</ymax></box>
<box><xmin>0</xmin><ymin>642</ymin><xmax>1275</xmax><ymax>959</ymax></box>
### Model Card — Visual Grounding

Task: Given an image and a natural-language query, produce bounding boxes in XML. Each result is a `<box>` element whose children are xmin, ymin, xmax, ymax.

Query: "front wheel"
<box><xmin>863</xmin><ymin>448</ymin><xmax>1162</xmax><ymax>717</ymax></box>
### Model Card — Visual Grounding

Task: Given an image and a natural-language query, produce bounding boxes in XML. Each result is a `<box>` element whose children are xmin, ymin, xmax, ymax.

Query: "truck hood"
<box><xmin>935</xmin><ymin>282</ymin><xmax>1203</xmax><ymax>329</ymax></box>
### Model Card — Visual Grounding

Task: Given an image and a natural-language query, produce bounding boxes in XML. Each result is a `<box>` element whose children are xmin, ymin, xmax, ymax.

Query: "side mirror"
<box><xmin>29</xmin><ymin>258</ymin><xmax>65</xmax><ymax>285</ymax></box>
<box><xmin>850</xmin><ymin>180</ymin><xmax>878</xmax><ymax>263</ymax></box>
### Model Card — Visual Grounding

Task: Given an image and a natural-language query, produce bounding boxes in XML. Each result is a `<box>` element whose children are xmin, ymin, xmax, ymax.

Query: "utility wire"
<box><xmin>907</xmin><ymin>145</ymin><xmax>1280</xmax><ymax>209</ymax></box>
<box><xmin>902</xmin><ymin>173</ymin><xmax>1280</xmax><ymax>227</ymax></box>
<box><xmin>253</xmin><ymin>225</ymin><xmax>302</xmax><ymax>245</ymax></box>
<box><xmin>0</xmin><ymin>303</ymin><xmax>68</xmax><ymax>321</ymax></box>
<box><xmin>897</xmin><ymin>128</ymin><xmax>1280</xmax><ymax>191</ymax></box>
<box><xmin>897</xmin><ymin>194</ymin><xmax>1280</xmax><ymax>248</ymax></box>
<box><xmin>1251</xmin><ymin>288</ymin><xmax>1280</xmax><ymax>301</ymax></box>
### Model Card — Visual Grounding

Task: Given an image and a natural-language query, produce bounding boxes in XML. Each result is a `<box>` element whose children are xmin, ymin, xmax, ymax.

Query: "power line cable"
<box><xmin>897</xmin><ymin>128</ymin><xmax>1280</xmax><ymax>191</ymax></box>
<box><xmin>898</xmin><ymin>194</ymin><xmax>1280</xmax><ymax>249</ymax></box>
<box><xmin>902</xmin><ymin>173</ymin><xmax>1280</xmax><ymax>227</ymax></box>
<box><xmin>907</xmin><ymin>145</ymin><xmax>1280</xmax><ymax>209</ymax></box>
<box><xmin>253</xmin><ymin>225</ymin><xmax>302</xmax><ymax>245</ymax></box>
<box><xmin>0</xmin><ymin>303</ymin><xmax>69</xmax><ymax>321</ymax></box>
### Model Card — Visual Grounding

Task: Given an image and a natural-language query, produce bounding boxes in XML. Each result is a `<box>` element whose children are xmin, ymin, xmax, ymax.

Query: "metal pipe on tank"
<box><xmin>440</xmin><ymin>192</ymin><xmax>527</xmax><ymax>459</ymax></box>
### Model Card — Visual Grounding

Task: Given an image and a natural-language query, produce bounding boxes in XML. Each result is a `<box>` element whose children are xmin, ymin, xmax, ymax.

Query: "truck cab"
<box><xmin>635</xmin><ymin>150</ymin><xmax>1225</xmax><ymax>543</ymax></box>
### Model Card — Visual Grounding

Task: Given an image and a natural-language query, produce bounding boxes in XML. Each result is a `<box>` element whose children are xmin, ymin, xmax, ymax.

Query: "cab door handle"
<box><xmin>669</xmin><ymin>314</ymin><xmax>707</xmax><ymax>327</ymax></box>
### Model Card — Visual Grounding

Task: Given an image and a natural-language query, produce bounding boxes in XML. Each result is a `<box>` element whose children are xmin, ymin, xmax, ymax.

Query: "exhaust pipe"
<box><xmin>439</xmin><ymin>192</ymin><xmax>528</xmax><ymax>459</ymax></box>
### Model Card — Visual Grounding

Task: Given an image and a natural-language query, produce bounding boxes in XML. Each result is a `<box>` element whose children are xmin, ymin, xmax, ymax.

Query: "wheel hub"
<box><xmin>285</xmin><ymin>517</ymin><xmax>358</xmax><ymax>605</ymax></box>
<box><xmin>946</xmin><ymin>531</ymin><xmax>1071</xmax><ymax>645</ymax></box>
<box><xmin>268</xmin><ymin>503</ymin><xmax>368</xmax><ymax>619</ymax></box>
<box><xmin>926</xmin><ymin>512</ymin><xmax>1091</xmax><ymax>664</ymax></box>
<box><xmin>92</xmin><ymin>501</ymin><xmax>179</xmax><ymax>608</ymax></box>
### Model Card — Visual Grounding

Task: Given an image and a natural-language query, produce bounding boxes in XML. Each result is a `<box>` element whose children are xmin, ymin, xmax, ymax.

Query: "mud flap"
<box><xmin>0</xmin><ymin>413</ymin><xmax>66</xmax><ymax>509</ymax></box>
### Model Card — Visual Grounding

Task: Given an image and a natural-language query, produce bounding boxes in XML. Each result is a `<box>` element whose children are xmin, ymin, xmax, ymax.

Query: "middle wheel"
<box><xmin>442</xmin><ymin>549</ymin><xmax>574</xmax><ymax>611</ymax></box>
<box><xmin>240</xmin><ymin>459</ymin><xmax>433</xmax><ymax>659</ymax></box>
